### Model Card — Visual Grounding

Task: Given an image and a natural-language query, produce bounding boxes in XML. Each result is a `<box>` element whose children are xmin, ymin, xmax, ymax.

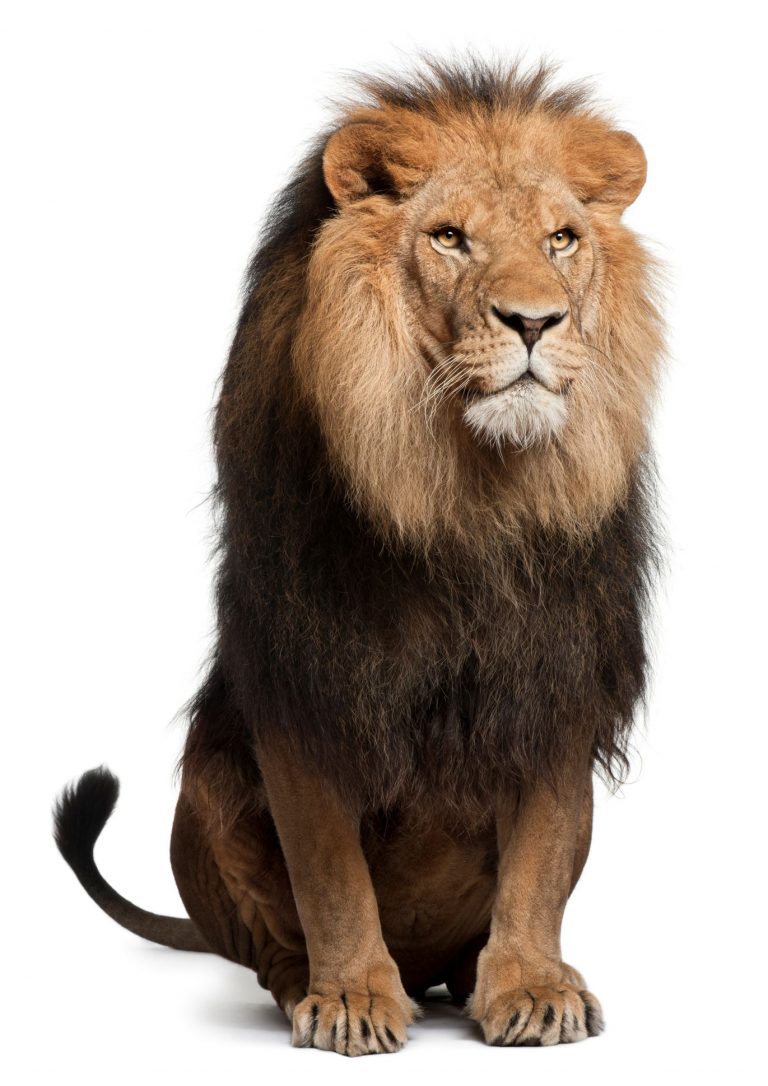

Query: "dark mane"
<box><xmin>182</xmin><ymin>58</ymin><xmax>659</xmax><ymax>821</ymax></box>
<box><xmin>352</xmin><ymin>54</ymin><xmax>594</xmax><ymax>117</ymax></box>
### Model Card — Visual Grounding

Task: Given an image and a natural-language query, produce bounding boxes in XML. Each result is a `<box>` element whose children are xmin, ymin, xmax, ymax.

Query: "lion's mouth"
<box><xmin>462</xmin><ymin>372</ymin><xmax>541</xmax><ymax>401</ymax></box>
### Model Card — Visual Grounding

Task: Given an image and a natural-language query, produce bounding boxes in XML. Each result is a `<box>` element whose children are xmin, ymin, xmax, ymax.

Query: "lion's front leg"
<box><xmin>468</xmin><ymin>755</ymin><xmax>603</xmax><ymax>1047</ymax></box>
<box><xmin>257</xmin><ymin>738</ymin><xmax>417</xmax><ymax>1056</ymax></box>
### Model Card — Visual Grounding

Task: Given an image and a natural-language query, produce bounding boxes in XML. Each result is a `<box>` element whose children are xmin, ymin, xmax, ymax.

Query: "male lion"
<box><xmin>54</xmin><ymin>59</ymin><xmax>663</xmax><ymax>1055</ymax></box>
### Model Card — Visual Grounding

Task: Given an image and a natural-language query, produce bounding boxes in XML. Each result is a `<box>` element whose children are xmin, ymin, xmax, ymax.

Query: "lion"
<box><xmin>54</xmin><ymin>58</ymin><xmax>664</xmax><ymax>1055</ymax></box>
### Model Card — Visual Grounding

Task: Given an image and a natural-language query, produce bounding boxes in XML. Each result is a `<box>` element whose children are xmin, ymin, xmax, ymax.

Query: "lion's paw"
<box><xmin>473</xmin><ymin>985</ymin><xmax>603</xmax><ymax>1047</ymax></box>
<box><xmin>291</xmin><ymin>990</ymin><xmax>417</xmax><ymax>1056</ymax></box>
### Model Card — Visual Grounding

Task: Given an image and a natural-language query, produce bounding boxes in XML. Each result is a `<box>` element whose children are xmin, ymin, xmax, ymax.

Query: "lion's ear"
<box><xmin>323</xmin><ymin>111</ymin><xmax>437</xmax><ymax>205</ymax></box>
<box><xmin>565</xmin><ymin>122</ymin><xmax>647</xmax><ymax>212</ymax></box>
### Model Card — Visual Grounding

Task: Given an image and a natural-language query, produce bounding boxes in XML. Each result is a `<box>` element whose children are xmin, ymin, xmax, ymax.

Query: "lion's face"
<box><xmin>401</xmin><ymin>160</ymin><xmax>599</xmax><ymax>447</ymax></box>
<box><xmin>294</xmin><ymin>98</ymin><xmax>661</xmax><ymax>548</ymax></box>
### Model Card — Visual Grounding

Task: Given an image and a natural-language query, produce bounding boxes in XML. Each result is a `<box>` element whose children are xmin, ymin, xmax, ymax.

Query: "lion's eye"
<box><xmin>550</xmin><ymin>228</ymin><xmax>578</xmax><ymax>253</ymax></box>
<box><xmin>432</xmin><ymin>226</ymin><xmax>465</xmax><ymax>250</ymax></box>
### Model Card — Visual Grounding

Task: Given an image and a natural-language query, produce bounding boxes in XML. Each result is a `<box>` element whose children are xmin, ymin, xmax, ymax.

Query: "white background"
<box><xmin>3</xmin><ymin>1</ymin><xmax>766</xmax><ymax>1083</ymax></box>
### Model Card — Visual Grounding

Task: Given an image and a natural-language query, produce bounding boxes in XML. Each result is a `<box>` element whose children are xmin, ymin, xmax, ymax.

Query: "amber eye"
<box><xmin>432</xmin><ymin>226</ymin><xmax>465</xmax><ymax>250</ymax></box>
<box><xmin>550</xmin><ymin>228</ymin><xmax>578</xmax><ymax>253</ymax></box>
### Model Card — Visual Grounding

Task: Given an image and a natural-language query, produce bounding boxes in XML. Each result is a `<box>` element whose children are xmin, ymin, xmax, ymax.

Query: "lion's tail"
<box><xmin>53</xmin><ymin>766</ymin><xmax>208</xmax><ymax>953</ymax></box>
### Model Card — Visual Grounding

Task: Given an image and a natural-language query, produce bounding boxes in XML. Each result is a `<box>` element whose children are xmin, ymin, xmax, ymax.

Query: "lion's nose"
<box><xmin>490</xmin><ymin>307</ymin><xmax>567</xmax><ymax>354</ymax></box>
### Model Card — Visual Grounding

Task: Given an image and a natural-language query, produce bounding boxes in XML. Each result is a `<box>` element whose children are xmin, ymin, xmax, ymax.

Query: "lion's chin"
<box><xmin>462</xmin><ymin>379</ymin><xmax>567</xmax><ymax>448</ymax></box>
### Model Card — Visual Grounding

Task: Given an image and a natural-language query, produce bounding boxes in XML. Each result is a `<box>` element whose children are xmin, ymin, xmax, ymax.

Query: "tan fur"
<box><xmin>467</xmin><ymin>752</ymin><xmax>603</xmax><ymax>1045</ymax></box>
<box><xmin>293</xmin><ymin>97</ymin><xmax>662</xmax><ymax>554</ymax></box>
<box><xmin>254</xmin><ymin>739</ymin><xmax>419</xmax><ymax>1054</ymax></box>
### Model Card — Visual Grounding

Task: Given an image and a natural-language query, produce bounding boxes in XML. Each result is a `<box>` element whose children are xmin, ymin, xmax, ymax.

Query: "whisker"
<box><xmin>415</xmin><ymin>354</ymin><xmax>463</xmax><ymax>411</ymax></box>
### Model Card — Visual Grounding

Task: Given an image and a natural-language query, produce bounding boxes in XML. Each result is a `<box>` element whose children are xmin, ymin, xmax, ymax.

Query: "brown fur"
<box><xmin>54</xmin><ymin>58</ymin><xmax>664</xmax><ymax>1055</ymax></box>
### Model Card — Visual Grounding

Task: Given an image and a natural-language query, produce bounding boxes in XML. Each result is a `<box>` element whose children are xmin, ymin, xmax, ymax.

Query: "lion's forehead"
<box><xmin>412</xmin><ymin>159</ymin><xmax>583</xmax><ymax>240</ymax></box>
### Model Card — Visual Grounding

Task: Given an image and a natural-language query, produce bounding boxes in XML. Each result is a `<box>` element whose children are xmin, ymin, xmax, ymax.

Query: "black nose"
<box><xmin>491</xmin><ymin>308</ymin><xmax>567</xmax><ymax>354</ymax></box>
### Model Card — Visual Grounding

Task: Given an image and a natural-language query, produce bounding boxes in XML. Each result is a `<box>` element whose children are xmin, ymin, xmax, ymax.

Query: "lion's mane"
<box><xmin>184</xmin><ymin>59</ymin><xmax>663</xmax><ymax>821</ymax></box>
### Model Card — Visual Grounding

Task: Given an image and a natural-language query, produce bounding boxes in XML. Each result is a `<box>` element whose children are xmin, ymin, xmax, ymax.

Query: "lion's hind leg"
<box><xmin>171</xmin><ymin>794</ymin><xmax>309</xmax><ymax>1016</ymax></box>
<box><xmin>256</xmin><ymin>935</ymin><xmax>309</xmax><ymax>1018</ymax></box>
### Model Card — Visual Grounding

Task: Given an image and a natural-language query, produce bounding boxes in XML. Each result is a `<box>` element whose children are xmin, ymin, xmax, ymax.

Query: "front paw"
<box><xmin>468</xmin><ymin>950</ymin><xmax>603</xmax><ymax>1047</ymax></box>
<box><xmin>470</xmin><ymin>983</ymin><xmax>603</xmax><ymax>1046</ymax></box>
<box><xmin>291</xmin><ymin>989</ymin><xmax>418</xmax><ymax>1056</ymax></box>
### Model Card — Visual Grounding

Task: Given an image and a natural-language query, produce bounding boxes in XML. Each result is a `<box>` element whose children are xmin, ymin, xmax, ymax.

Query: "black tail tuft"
<box><xmin>53</xmin><ymin>766</ymin><xmax>120</xmax><ymax>871</ymax></box>
<box><xmin>52</xmin><ymin>766</ymin><xmax>208</xmax><ymax>953</ymax></box>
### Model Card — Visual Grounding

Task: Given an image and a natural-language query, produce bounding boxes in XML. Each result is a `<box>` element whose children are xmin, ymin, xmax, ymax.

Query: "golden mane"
<box><xmin>292</xmin><ymin>61</ymin><xmax>664</xmax><ymax>554</ymax></box>
<box><xmin>218</xmin><ymin>58</ymin><xmax>664</xmax><ymax>560</ymax></box>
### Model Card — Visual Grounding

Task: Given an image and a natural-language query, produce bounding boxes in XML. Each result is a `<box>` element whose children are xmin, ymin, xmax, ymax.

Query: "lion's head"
<box><xmin>246</xmin><ymin>61</ymin><xmax>663</xmax><ymax>554</ymax></box>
